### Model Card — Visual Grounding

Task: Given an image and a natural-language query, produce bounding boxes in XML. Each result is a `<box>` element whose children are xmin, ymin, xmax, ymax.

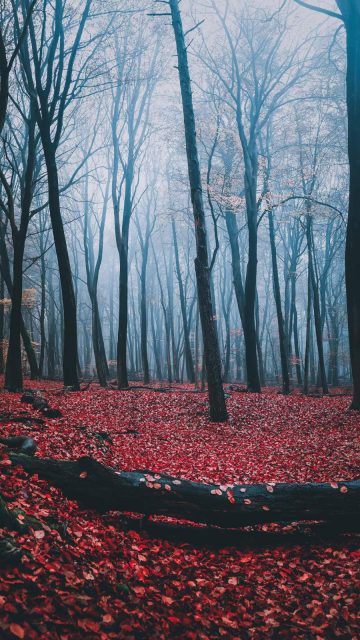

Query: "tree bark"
<box><xmin>41</xmin><ymin>139</ymin><xmax>79</xmax><ymax>389</ymax></box>
<box><xmin>8</xmin><ymin>452</ymin><xmax>360</xmax><ymax>529</ymax></box>
<box><xmin>5</xmin><ymin>113</ymin><xmax>36</xmax><ymax>391</ymax></box>
<box><xmin>172</xmin><ymin>219</ymin><xmax>195</xmax><ymax>383</ymax></box>
<box><xmin>117</xmin><ymin>165</ymin><xmax>133</xmax><ymax>389</ymax></box>
<box><xmin>169</xmin><ymin>0</ymin><xmax>227</xmax><ymax>421</ymax></box>
<box><xmin>268</xmin><ymin>209</ymin><xmax>290</xmax><ymax>394</ymax></box>
<box><xmin>306</xmin><ymin>210</ymin><xmax>328</xmax><ymax>394</ymax></box>
<box><xmin>345</xmin><ymin>8</ymin><xmax>360</xmax><ymax>408</ymax></box>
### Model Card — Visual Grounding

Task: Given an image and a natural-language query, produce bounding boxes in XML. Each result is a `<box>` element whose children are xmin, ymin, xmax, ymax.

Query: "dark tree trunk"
<box><xmin>244</xmin><ymin>210</ymin><xmax>261</xmax><ymax>392</ymax></box>
<box><xmin>5</xmin><ymin>233</ymin><xmax>26</xmax><ymax>390</ymax></box>
<box><xmin>140</xmin><ymin>240</ymin><xmax>150</xmax><ymax>385</ymax></box>
<box><xmin>303</xmin><ymin>264</ymin><xmax>312</xmax><ymax>395</ymax></box>
<box><xmin>291</xmin><ymin>273</ymin><xmax>303</xmax><ymax>386</ymax></box>
<box><xmin>38</xmin><ymin>232</ymin><xmax>46</xmax><ymax>377</ymax></box>
<box><xmin>9</xmin><ymin>452</ymin><xmax>360</xmax><ymax>530</ymax></box>
<box><xmin>268</xmin><ymin>209</ymin><xmax>290</xmax><ymax>394</ymax></box>
<box><xmin>92</xmin><ymin>300</ymin><xmax>108</xmax><ymax>387</ymax></box>
<box><xmin>151</xmin><ymin>305</ymin><xmax>163</xmax><ymax>380</ymax></box>
<box><xmin>225</xmin><ymin>210</ymin><xmax>245</xmax><ymax>324</ymax></box>
<box><xmin>154</xmin><ymin>252</ymin><xmax>172</xmax><ymax>383</ymax></box>
<box><xmin>47</xmin><ymin>266</ymin><xmax>56</xmax><ymax>379</ymax></box>
<box><xmin>41</xmin><ymin>140</ymin><xmax>79</xmax><ymax>389</ymax></box>
<box><xmin>345</xmin><ymin>9</ymin><xmax>360</xmax><ymax>408</ymax></box>
<box><xmin>172</xmin><ymin>219</ymin><xmax>195</xmax><ymax>383</ymax></box>
<box><xmin>0</xmin><ymin>223</ymin><xmax>38</xmax><ymax>379</ymax></box>
<box><xmin>255</xmin><ymin>294</ymin><xmax>265</xmax><ymax>386</ymax></box>
<box><xmin>109</xmin><ymin>268</ymin><xmax>116</xmax><ymax>364</ymax></box>
<box><xmin>306</xmin><ymin>210</ymin><xmax>328</xmax><ymax>394</ymax></box>
<box><xmin>169</xmin><ymin>0</ymin><xmax>227</xmax><ymax>420</ymax></box>
<box><xmin>0</xmin><ymin>31</ymin><xmax>9</xmax><ymax>138</ymax></box>
<box><xmin>5</xmin><ymin>113</ymin><xmax>37</xmax><ymax>391</ymax></box>
<box><xmin>117</xmin><ymin>169</ymin><xmax>132</xmax><ymax>389</ymax></box>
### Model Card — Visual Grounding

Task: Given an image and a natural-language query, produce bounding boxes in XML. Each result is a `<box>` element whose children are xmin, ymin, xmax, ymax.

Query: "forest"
<box><xmin>0</xmin><ymin>0</ymin><xmax>359</xmax><ymax>638</ymax></box>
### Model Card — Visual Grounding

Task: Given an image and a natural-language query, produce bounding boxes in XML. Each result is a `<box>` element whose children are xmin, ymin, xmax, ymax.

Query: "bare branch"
<box><xmin>293</xmin><ymin>0</ymin><xmax>343</xmax><ymax>20</ymax></box>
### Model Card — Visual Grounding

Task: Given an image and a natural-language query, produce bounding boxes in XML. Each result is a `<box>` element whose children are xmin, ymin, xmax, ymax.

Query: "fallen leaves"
<box><xmin>9</xmin><ymin>624</ymin><xmax>25</xmax><ymax>639</ymax></box>
<box><xmin>0</xmin><ymin>383</ymin><xmax>359</xmax><ymax>639</ymax></box>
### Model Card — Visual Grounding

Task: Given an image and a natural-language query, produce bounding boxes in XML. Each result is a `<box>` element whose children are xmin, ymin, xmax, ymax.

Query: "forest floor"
<box><xmin>0</xmin><ymin>380</ymin><xmax>359</xmax><ymax>639</ymax></box>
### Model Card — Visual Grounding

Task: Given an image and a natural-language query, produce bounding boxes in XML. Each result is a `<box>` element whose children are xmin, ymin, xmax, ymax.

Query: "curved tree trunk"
<box><xmin>41</xmin><ymin>141</ymin><xmax>79</xmax><ymax>389</ymax></box>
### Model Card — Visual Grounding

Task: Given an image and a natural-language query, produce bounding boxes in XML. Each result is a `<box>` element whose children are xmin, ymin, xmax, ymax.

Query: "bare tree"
<box><xmin>167</xmin><ymin>0</ymin><xmax>228</xmax><ymax>421</ymax></box>
<box><xmin>293</xmin><ymin>0</ymin><xmax>360</xmax><ymax>407</ymax></box>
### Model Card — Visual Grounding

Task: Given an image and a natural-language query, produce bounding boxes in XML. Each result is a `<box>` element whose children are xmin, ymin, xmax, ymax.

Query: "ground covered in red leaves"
<box><xmin>0</xmin><ymin>381</ymin><xmax>359</xmax><ymax>639</ymax></box>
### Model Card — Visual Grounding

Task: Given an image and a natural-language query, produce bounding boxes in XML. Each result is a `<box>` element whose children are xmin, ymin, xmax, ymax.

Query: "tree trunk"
<box><xmin>303</xmin><ymin>265</ymin><xmax>312</xmax><ymax>395</ymax></box>
<box><xmin>92</xmin><ymin>298</ymin><xmax>108</xmax><ymax>387</ymax></box>
<box><xmin>244</xmin><ymin>211</ymin><xmax>261</xmax><ymax>392</ymax></box>
<box><xmin>0</xmin><ymin>228</ymin><xmax>38</xmax><ymax>379</ymax></box>
<box><xmin>41</xmin><ymin>140</ymin><xmax>79</xmax><ymax>389</ymax></box>
<box><xmin>291</xmin><ymin>272</ymin><xmax>303</xmax><ymax>386</ymax></box>
<box><xmin>268</xmin><ymin>209</ymin><xmax>290</xmax><ymax>394</ymax></box>
<box><xmin>345</xmin><ymin>11</ymin><xmax>360</xmax><ymax>408</ymax></box>
<box><xmin>117</xmin><ymin>170</ymin><xmax>132</xmax><ymax>389</ymax></box>
<box><xmin>151</xmin><ymin>304</ymin><xmax>163</xmax><ymax>380</ymax></box>
<box><xmin>9</xmin><ymin>452</ymin><xmax>360</xmax><ymax>530</ymax></box>
<box><xmin>38</xmin><ymin>233</ymin><xmax>46</xmax><ymax>377</ymax></box>
<box><xmin>140</xmin><ymin>247</ymin><xmax>150</xmax><ymax>385</ymax></box>
<box><xmin>5</xmin><ymin>112</ymin><xmax>36</xmax><ymax>390</ymax></box>
<box><xmin>306</xmin><ymin>211</ymin><xmax>328</xmax><ymax>394</ymax></box>
<box><xmin>169</xmin><ymin>0</ymin><xmax>227</xmax><ymax>421</ymax></box>
<box><xmin>5</xmin><ymin>233</ymin><xmax>26</xmax><ymax>390</ymax></box>
<box><xmin>172</xmin><ymin>219</ymin><xmax>195</xmax><ymax>383</ymax></box>
<box><xmin>47</xmin><ymin>265</ymin><xmax>56</xmax><ymax>379</ymax></box>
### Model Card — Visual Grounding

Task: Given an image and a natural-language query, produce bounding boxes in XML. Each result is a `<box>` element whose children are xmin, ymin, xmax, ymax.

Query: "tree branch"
<box><xmin>293</xmin><ymin>0</ymin><xmax>343</xmax><ymax>20</ymax></box>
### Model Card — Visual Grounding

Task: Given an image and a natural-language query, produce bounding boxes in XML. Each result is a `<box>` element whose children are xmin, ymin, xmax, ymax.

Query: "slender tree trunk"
<box><xmin>306</xmin><ymin>211</ymin><xmax>328</xmax><ymax>394</ymax></box>
<box><xmin>268</xmin><ymin>209</ymin><xmax>290</xmax><ymax>394</ymax></box>
<box><xmin>291</xmin><ymin>274</ymin><xmax>303</xmax><ymax>386</ymax></box>
<box><xmin>244</xmin><ymin>209</ymin><xmax>261</xmax><ymax>392</ymax></box>
<box><xmin>225</xmin><ymin>210</ymin><xmax>245</xmax><ymax>324</ymax></box>
<box><xmin>169</xmin><ymin>0</ymin><xmax>227</xmax><ymax>420</ymax></box>
<box><xmin>38</xmin><ymin>244</ymin><xmax>46</xmax><ymax>377</ymax></box>
<box><xmin>172</xmin><ymin>220</ymin><xmax>195</xmax><ymax>382</ymax></box>
<box><xmin>109</xmin><ymin>270</ymin><xmax>116</xmax><ymax>365</ymax></box>
<box><xmin>41</xmin><ymin>139</ymin><xmax>79</xmax><ymax>389</ymax></box>
<box><xmin>303</xmin><ymin>264</ymin><xmax>312</xmax><ymax>395</ymax></box>
<box><xmin>255</xmin><ymin>294</ymin><xmax>265</xmax><ymax>386</ymax></box>
<box><xmin>0</xmin><ymin>226</ymin><xmax>38</xmax><ymax>378</ymax></box>
<box><xmin>5</xmin><ymin>233</ymin><xmax>26</xmax><ymax>390</ymax></box>
<box><xmin>5</xmin><ymin>114</ymin><xmax>37</xmax><ymax>391</ymax></box>
<box><xmin>140</xmin><ymin>246</ymin><xmax>150</xmax><ymax>385</ymax></box>
<box><xmin>117</xmin><ymin>169</ymin><xmax>132</xmax><ymax>389</ymax></box>
<box><xmin>92</xmin><ymin>297</ymin><xmax>108</xmax><ymax>387</ymax></box>
<box><xmin>47</xmin><ymin>266</ymin><xmax>56</xmax><ymax>379</ymax></box>
<box><xmin>150</xmin><ymin>304</ymin><xmax>163</xmax><ymax>380</ymax></box>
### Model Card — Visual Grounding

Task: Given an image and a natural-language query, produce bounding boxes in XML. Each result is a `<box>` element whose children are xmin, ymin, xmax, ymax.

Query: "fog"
<box><xmin>0</xmin><ymin>0</ymin><xmax>352</xmax><ymax>402</ymax></box>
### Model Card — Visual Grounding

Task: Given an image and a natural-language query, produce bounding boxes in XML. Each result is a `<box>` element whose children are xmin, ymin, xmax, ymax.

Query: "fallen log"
<box><xmin>8</xmin><ymin>453</ymin><xmax>360</xmax><ymax>529</ymax></box>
